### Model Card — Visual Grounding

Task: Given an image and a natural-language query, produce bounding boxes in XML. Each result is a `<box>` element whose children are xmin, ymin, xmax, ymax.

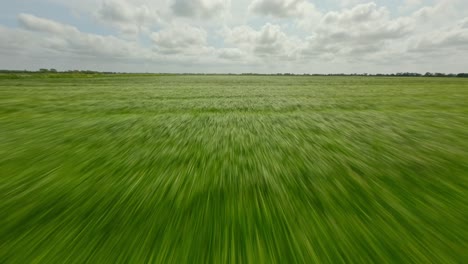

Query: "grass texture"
<box><xmin>1</xmin><ymin>74</ymin><xmax>467</xmax><ymax>263</ymax></box>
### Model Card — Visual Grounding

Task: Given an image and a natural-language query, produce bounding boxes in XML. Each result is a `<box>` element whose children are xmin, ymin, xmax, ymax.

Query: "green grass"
<box><xmin>1</xmin><ymin>75</ymin><xmax>467</xmax><ymax>263</ymax></box>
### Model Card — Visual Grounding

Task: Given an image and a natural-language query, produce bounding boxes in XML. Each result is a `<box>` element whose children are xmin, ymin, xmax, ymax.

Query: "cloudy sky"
<box><xmin>0</xmin><ymin>0</ymin><xmax>467</xmax><ymax>73</ymax></box>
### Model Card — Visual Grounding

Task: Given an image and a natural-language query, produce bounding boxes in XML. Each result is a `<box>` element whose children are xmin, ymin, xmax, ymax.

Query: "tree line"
<box><xmin>0</xmin><ymin>69</ymin><xmax>467</xmax><ymax>77</ymax></box>
<box><xmin>242</xmin><ymin>72</ymin><xmax>468</xmax><ymax>77</ymax></box>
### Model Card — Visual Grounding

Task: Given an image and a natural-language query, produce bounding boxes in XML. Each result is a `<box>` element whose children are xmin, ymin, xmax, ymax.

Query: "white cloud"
<box><xmin>410</xmin><ymin>0</ymin><xmax>463</xmax><ymax>30</ymax></box>
<box><xmin>18</xmin><ymin>13</ymin><xmax>80</xmax><ymax>36</ymax></box>
<box><xmin>0</xmin><ymin>0</ymin><xmax>467</xmax><ymax>73</ymax></box>
<box><xmin>17</xmin><ymin>13</ymin><xmax>150</xmax><ymax>59</ymax></box>
<box><xmin>223</xmin><ymin>23</ymin><xmax>300</xmax><ymax>59</ymax></box>
<box><xmin>301</xmin><ymin>3</ymin><xmax>413</xmax><ymax>59</ymax></box>
<box><xmin>97</xmin><ymin>0</ymin><xmax>161</xmax><ymax>35</ymax></box>
<box><xmin>151</xmin><ymin>24</ymin><xmax>212</xmax><ymax>55</ymax></box>
<box><xmin>321</xmin><ymin>2</ymin><xmax>385</xmax><ymax>25</ymax></box>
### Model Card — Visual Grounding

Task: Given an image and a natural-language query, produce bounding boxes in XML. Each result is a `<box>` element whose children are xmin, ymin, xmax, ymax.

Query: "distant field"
<box><xmin>1</xmin><ymin>74</ymin><xmax>467</xmax><ymax>263</ymax></box>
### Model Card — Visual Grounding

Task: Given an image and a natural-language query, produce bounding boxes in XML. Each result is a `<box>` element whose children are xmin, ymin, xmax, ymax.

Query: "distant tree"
<box><xmin>39</xmin><ymin>68</ymin><xmax>49</xmax><ymax>72</ymax></box>
<box><xmin>49</xmin><ymin>68</ymin><xmax>57</xmax><ymax>73</ymax></box>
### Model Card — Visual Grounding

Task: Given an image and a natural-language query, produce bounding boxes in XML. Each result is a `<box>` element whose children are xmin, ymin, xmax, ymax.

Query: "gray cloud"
<box><xmin>0</xmin><ymin>25</ymin><xmax>38</xmax><ymax>55</ymax></box>
<box><xmin>171</xmin><ymin>0</ymin><xmax>228</xmax><ymax>19</ymax></box>
<box><xmin>248</xmin><ymin>0</ymin><xmax>315</xmax><ymax>18</ymax></box>
<box><xmin>217</xmin><ymin>48</ymin><xmax>245</xmax><ymax>60</ymax></box>
<box><xmin>409</xmin><ymin>18</ymin><xmax>468</xmax><ymax>53</ymax></box>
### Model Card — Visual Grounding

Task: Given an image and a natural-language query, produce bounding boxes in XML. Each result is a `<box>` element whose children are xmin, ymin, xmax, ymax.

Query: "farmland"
<box><xmin>1</xmin><ymin>74</ymin><xmax>467</xmax><ymax>263</ymax></box>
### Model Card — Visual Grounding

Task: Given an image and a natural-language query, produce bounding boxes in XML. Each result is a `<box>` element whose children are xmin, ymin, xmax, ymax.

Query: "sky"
<box><xmin>0</xmin><ymin>0</ymin><xmax>467</xmax><ymax>73</ymax></box>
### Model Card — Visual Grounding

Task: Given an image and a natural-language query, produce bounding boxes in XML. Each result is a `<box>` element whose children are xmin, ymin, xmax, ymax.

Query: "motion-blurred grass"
<box><xmin>1</xmin><ymin>74</ymin><xmax>467</xmax><ymax>263</ymax></box>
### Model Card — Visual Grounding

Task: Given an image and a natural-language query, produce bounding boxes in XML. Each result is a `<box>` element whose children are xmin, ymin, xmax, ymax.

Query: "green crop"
<box><xmin>1</xmin><ymin>75</ymin><xmax>467</xmax><ymax>263</ymax></box>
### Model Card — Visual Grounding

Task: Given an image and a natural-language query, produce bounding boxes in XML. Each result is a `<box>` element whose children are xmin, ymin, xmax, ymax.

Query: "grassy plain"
<box><xmin>1</xmin><ymin>74</ymin><xmax>467</xmax><ymax>263</ymax></box>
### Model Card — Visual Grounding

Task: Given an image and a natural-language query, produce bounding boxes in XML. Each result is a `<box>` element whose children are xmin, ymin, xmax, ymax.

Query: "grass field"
<box><xmin>1</xmin><ymin>74</ymin><xmax>467</xmax><ymax>263</ymax></box>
